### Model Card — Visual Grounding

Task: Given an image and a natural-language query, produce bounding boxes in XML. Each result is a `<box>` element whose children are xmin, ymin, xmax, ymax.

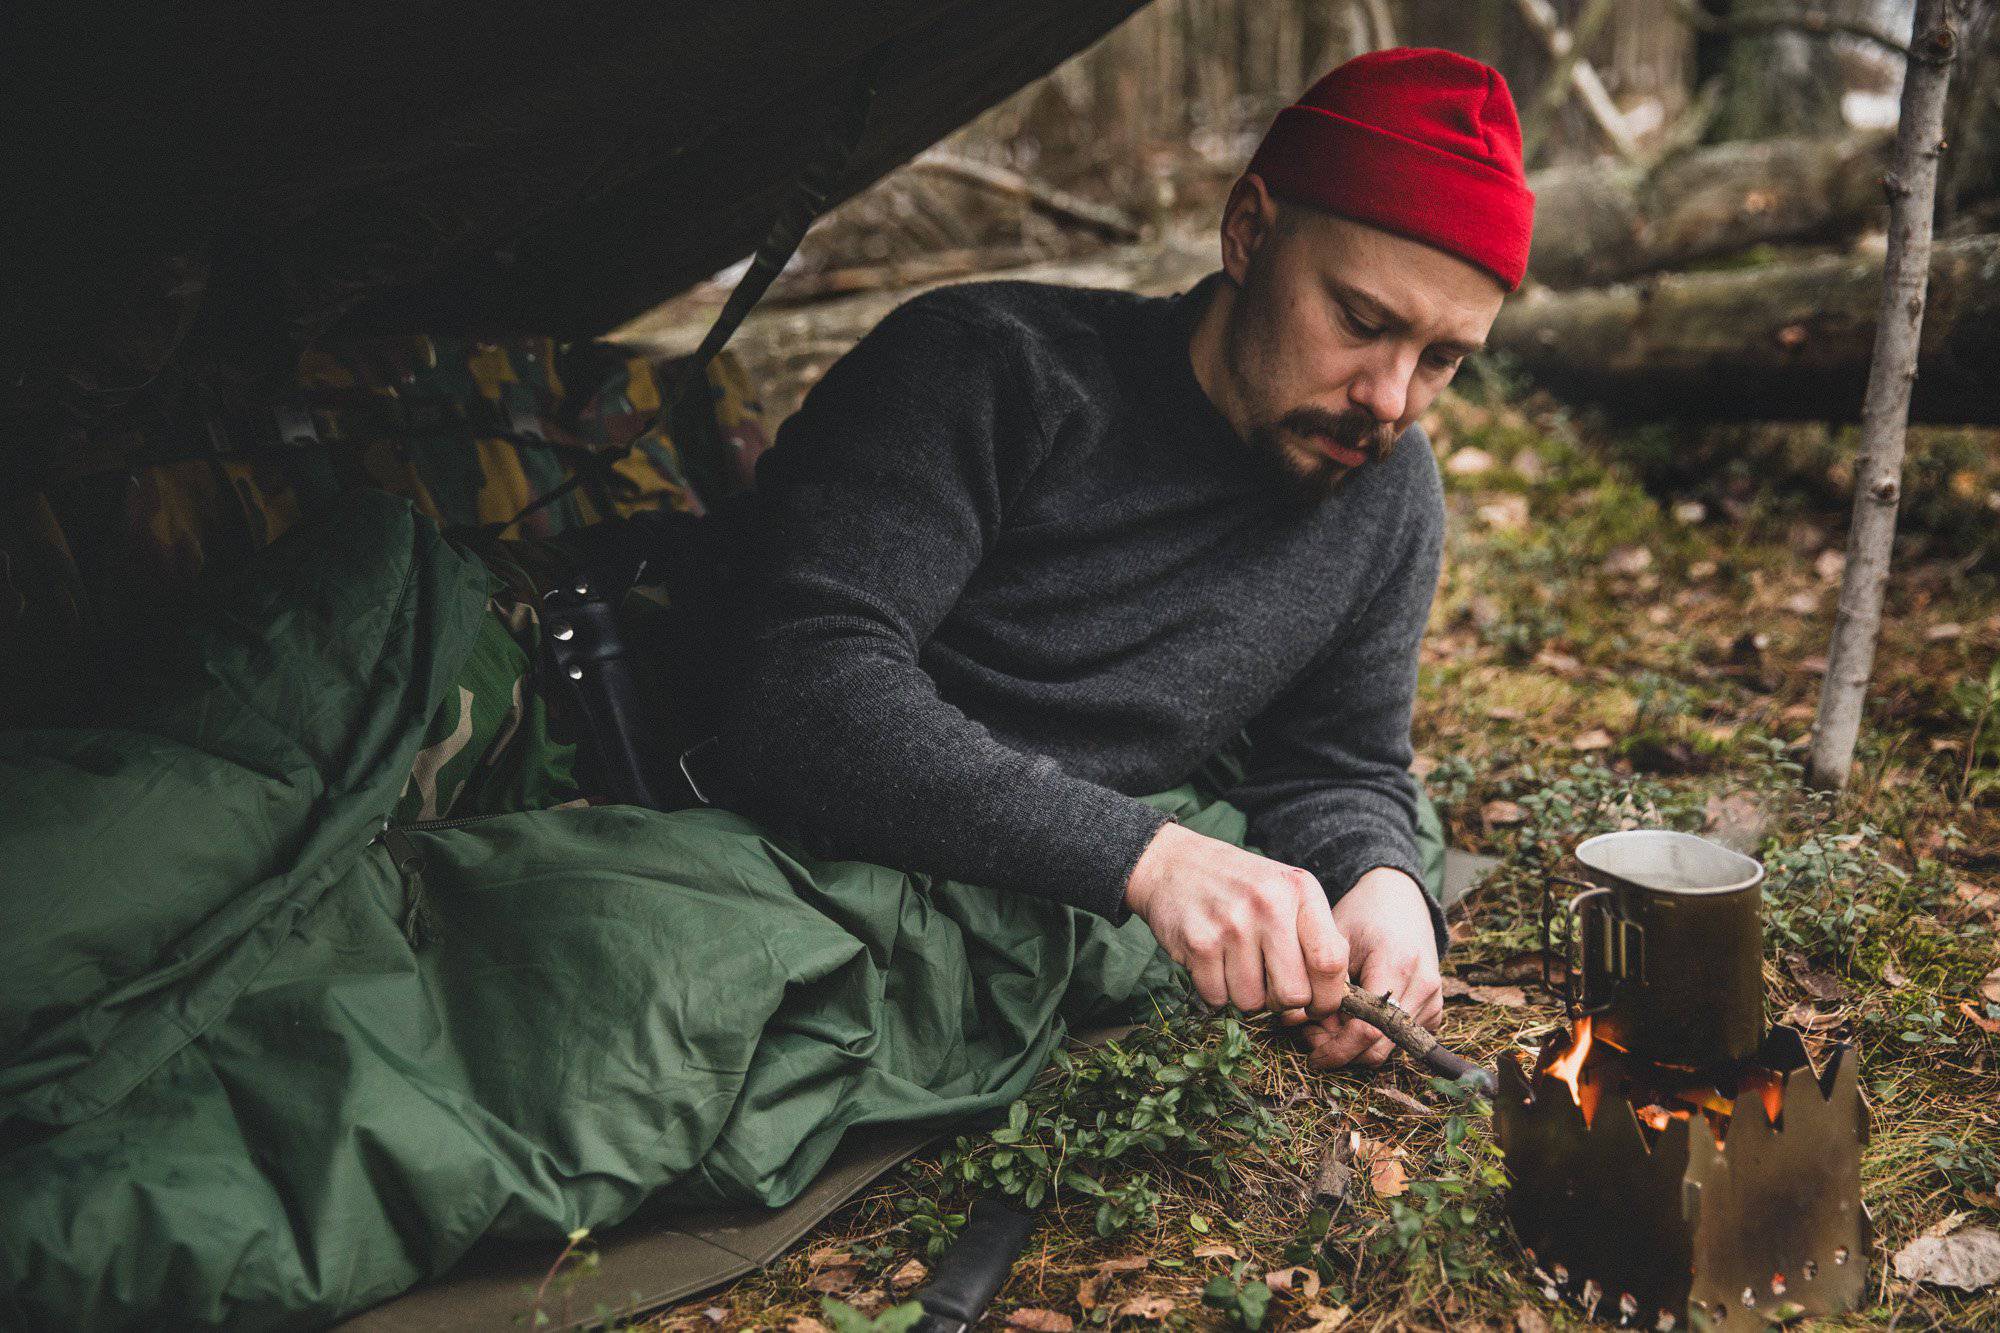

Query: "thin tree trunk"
<box><xmin>1807</xmin><ymin>0</ymin><xmax>1968</xmax><ymax>791</ymax></box>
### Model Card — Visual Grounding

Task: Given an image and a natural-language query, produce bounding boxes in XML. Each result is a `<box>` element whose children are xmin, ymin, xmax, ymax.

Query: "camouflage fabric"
<box><xmin>389</xmin><ymin>597</ymin><xmax>582</xmax><ymax>825</ymax></box>
<box><xmin>0</xmin><ymin>341</ymin><xmax>770</xmax><ymax>726</ymax></box>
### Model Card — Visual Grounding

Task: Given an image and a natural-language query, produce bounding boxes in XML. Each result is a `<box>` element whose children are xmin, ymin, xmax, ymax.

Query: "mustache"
<box><xmin>1273</xmin><ymin>408</ymin><xmax>1398</xmax><ymax>458</ymax></box>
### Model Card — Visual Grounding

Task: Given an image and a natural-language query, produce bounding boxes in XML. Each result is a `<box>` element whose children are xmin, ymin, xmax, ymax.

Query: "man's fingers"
<box><xmin>1296</xmin><ymin>888</ymin><xmax>1349</xmax><ymax>1019</ymax></box>
<box><xmin>1262</xmin><ymin>923</ymin><xmax>1314</xmax><ymax>1014</ymax></box>
<box><xmin>1223</xmin><ymin>933</ymin><xmax>1267</xmax><ymax>1012</ymax></box>
<box><xmin>1307</xmin><ymin>1015</ymin><xmax>1379</xmax><ymax>1069</ymax></box>
<box><xmin>1189</xmin><ymin>953</ymin><xmax>1229</xmax><ymax>1011</ymax></box>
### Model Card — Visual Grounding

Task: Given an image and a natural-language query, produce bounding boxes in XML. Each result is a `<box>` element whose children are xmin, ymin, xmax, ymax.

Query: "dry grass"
<box><xmin>635</xmin><ymin>386</ymin><xmax>2000</xmax><ymax>1331</ymax></box>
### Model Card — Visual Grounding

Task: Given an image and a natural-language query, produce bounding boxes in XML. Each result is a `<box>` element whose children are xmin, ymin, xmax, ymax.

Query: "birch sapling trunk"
<box><xmin>1807</xmin><ymin>0</ymin><xmax>1968</xmax><ymax>791</ymax></box>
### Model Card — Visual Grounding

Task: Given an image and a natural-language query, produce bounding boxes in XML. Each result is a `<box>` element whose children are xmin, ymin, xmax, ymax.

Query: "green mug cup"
<box><xmin>1545</xmin><ymin>829</ymin><xmax>1767</xmax><ymax>1068</ymax></box>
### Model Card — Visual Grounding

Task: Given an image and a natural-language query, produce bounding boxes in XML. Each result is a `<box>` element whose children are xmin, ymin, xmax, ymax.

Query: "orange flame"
<box><xmin>1545</xmin><ymin>1016</ymin><xmax>1596</xmax><ymax>1118</ymax></box>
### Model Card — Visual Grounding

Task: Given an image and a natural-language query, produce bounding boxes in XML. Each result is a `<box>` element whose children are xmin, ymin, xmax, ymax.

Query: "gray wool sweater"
<box><xmin>705</xmin><ymin>276</ymin><xmax>1446</xmax><ymax>945</ymax></box>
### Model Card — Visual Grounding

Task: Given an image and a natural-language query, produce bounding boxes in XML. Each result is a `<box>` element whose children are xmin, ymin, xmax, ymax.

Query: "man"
<box><xmin>693</xmin><ymin>48</ymin><xmax>1534</xmax><ymax>1068</ymax></box>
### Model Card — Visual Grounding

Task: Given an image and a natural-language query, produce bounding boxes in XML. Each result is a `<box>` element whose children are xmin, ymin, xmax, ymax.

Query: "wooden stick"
<box><xmin>1337</xmin><ymin>990</ymin><xmax>1496</xmax><ymax>1095</ymax></box>
<box><xmin>1807</xmin><ymin>0</ymin><xmax>1968</xmax><ymax>791</ymax></box>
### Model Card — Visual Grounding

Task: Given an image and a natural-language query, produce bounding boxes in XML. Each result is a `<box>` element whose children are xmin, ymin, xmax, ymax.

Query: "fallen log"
<box><xmin>1526</xmin><ymin>132</ymin><xmax>1894</xmax><ymax>288</ymax></box>
<box><xmin>1488</xmin><ymin>233</ymin><xmax>2000</xmax><ymax>424</ymax></box>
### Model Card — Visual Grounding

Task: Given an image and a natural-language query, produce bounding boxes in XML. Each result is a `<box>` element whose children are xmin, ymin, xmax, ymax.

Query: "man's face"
<box><xmin>1210</xmin><ymin>181</ymin><xmax>1506</xmax><ymax>497</ymax></box>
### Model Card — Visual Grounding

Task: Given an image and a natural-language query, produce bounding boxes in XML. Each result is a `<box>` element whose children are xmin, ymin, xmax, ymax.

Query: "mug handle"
<box><xmin>1542</xmin><ymin>876</ymin><xmax>1615</xmax><ymax>1017</ymax></box>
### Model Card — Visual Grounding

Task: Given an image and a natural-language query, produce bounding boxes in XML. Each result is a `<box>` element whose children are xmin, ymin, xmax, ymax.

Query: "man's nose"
<box><xmin>1348</xmin><ymin>349</ymin><xmax>1417</xmax><ymax>425</ymax></box>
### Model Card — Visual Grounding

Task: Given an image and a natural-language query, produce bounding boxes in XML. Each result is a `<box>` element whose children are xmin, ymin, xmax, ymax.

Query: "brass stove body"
<box><xmin>1494</xmin><ymin>1025</ymin><xmax>1869</xmax><ymax>1330</ymax></box>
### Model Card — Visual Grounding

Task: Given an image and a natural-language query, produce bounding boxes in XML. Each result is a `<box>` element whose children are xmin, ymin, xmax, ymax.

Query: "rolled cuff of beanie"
<box><xmin>1249</xmin><ymin>105</ymin><xmax>1534</xmax><ymax>290</ymax></box>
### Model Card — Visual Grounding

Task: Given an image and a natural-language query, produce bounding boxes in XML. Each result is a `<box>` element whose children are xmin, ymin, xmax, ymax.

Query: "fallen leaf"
<box><xmin>805</xmin><ymin>1268</ymin><xmax>861</xmax><ymax>1295</ymax></box>
<box><xmin>1005</xmin><ymin>1309</ymin><xmax>1074</xmax><ymax>1332</ymax></box>
<box><xmin>1882</xmin><ymin>956</ymin><xmax>1909</xmax><ymax>988</ymax></box>
<box><xmin>1468</xmin><ymin>952</ymin><xmax>1562</xmax><ymax>986</ymax></box>
<box><xmin>1532</xmin><ymin>647</ymin><xmax>1581</xmax><ymax>675</ymax></box>
<box><xmin>1446</xmin><ymin>447</ymin><xmax>1495</xmax><ymax>476</ymax></box>
<box><xmin>805</xmin><ymin>1245</ymin><xmax>853</xmax><ymax>1269</ymax></box>
<box><xmin>1443</xmin><ymin>977</ymin><xmax>1527</xmax><ymax>1008</ymax></box>
<box><xmin>1955</xmin><ymin>881</ymin><xmax>1999</xmax><ymax>918</ymax></box>
<box><xmin>1355</xmin><ymin>1139</ymin><xmax>1409</xmax><ymax>1198</ymax></box>
<box><xmin>1784</xmin><ymin>951</ymin><xmax>1848</xmax><ymax>1003</ymax></box>
<box><xmin>1264</xmin><ymin>1266</ymin><xmax>1322</xmax><ymax>1301</ymax></box>
<box><xmin>1962</xmin><ymin>1002</ymin><xmax>2000</xmax><ymax>1036</ymax></box>
<box><xmin>1513</xmin><ymin>1301</ymin><xmax>1553</xmax><ymax>1333</ymax></box>
<box><xmin>1602</xmin><ymin>545</ymin><xmax>1652</xmax><ymax>576</ymax></box>
<box><xmin>1783</xmin><ymin>1002</ymin><xmax>1847</xmax><ymax>1032</ymax></box>
<box><xmin>1485</xmin><ymin>705</ymin><xmax>1526</xmax><ymax>723</ymax></box>
<box><xmin>1373</xmin><ymin>1086</ymin><xmax>1434</xmax><ymax>1115</ymax></box>
<box><xmin>1984</xmin><ymin>966</ymin><xmax>2000</xmax><ymax>1005</ymax></box>
<box><xmin>1814</xmin><ymin>549</ymin><xmax>1845</xmax><ymax>582</ymax></box>
<box><xmin>887</xmin><ymin>1259</ymin><xmax>928</xmax><ymax>1292</ymax></box>
<box><xmin>703</xmin><ymin>1307</ymin><xmax>728</xmax><ymax>1324</ymax></box>
<box><xmin>1192</xmin><ymin>1243</ymin><xmax>1240</xmax><ymax>1261</ymax></box>
<box><xmin>1925</xmin><ymin>622</ymin><xmax>1965</xmax><ymax>641</ymax></box>
<box><xmin>1482</xmin><ymin>799</ymin><xmax>1527</xmax><ymax>826</ymax></box>
<box><xmin>1114</xmin><ymin>1295</ymin><xmax>1175</xmax><ymax>1322</ymax></box>
<box><xmin>1923</xmin><ymin>1210</ymin><xmax>1969</xmax><ymax>1241</ymax></box>
<box><xmin>1783</xmin><ymin>590</ymin><xmax>1821</xmax><ymax>616</ymax></box>
<box><xmin>783</xmin><ymin>1317</ymin><xmax>829</xmax><ymax>1333</ymax></box>
<box><xmin>1572</xmin><ymin>728</ymin><xmax>1614</xmax><ymax>752</ymax></box>
<box><xmin>1800</xmin><ymin>653</ymin><xmax>1829</xmax><ymax>674</ymax></box>
<box><xmin>1076</xmin><ymin>1257</ymin><xmax>1148</xmax><ymax>1310</ymax></box>
<box><xmin>1301</xmin><ymin>1304</ymin><xmax>1353</xmax><ymax>1332</ymax></box>
<box><xmin>1969</xmin><ymin>1191</ymin><xmax>2000</xmax><ymax>1210</ymax></box>
<box><xmin>1894</xmin><ymin>1224</ymin><xmax>2000</xmax><ymax>1290</ymax></box>
<box><xmin>1478</xmin><ymin>495</ymin><xmax>1530</xmax><ymax>531</ymax></box>
<box><xmin>1688</xmin><ymin>558</ymin><xmax>1719</xmax><ymax>579</ymax></box>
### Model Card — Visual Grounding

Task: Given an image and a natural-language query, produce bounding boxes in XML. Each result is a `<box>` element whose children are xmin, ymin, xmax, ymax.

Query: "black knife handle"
<box><xmin>912</xmin><ymin>1195</ymin><xmax>1038</xmax><ymax>1332</ymax></box>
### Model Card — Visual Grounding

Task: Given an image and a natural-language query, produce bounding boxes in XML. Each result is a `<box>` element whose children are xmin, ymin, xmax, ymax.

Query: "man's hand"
<box><xmin>1285</xmin><ymin>866</ymin><xmax>1441</xmax><ymax>1069</ymax></box>
<box><xmin>1124</xmin><ymin>822</ymin><xmax>1349</xmax><ymax>1018</ymax></box>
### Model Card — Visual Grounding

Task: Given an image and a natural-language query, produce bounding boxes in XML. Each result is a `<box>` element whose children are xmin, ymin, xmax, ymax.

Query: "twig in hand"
<box><xmin>1337</xmin><ymin>989</ymin><xmax>1497</xmax><ymax>1096</ymax></box>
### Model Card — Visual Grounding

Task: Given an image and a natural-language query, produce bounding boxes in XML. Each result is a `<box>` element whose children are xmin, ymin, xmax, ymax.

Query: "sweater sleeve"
<box><xmin>1223</xmin><ymin>430</ymin><xmax>1448</xmax><ymax>953</ymax></box>
<box><xmin>708</xmin><ymin>299</ymin><xmax>1172</xmax><ymax>920</ymax></box>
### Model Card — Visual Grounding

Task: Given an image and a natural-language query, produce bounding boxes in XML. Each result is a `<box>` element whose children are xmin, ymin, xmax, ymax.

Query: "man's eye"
<box><xmin>1424</xmin><ymin>350</ymin><xmax>1463</xmax><ymax>372</ymax></box>
<box><xmin>1341</xmin><ymin>307</ymin><xmax>1382</xmax><ymax>338</ymax></box>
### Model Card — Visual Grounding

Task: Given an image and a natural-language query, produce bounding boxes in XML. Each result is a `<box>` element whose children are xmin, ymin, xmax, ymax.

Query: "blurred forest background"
<box><xmin>628</xmin><ymin>0</ymin><xmax>1999</xmax><ymax>429</ymax></box>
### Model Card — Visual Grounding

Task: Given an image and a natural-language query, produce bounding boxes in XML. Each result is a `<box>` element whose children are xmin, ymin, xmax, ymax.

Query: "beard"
<box><xmin>1245</xmin><ymin>405</ymin><xmax>1398</xmax><ymax>500</ymax></box>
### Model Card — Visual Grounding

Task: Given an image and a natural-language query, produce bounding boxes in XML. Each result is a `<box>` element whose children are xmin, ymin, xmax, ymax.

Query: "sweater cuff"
<box><xmin>1312</xmin><ymin>833</ymin><xmax>1450</xmax><ymax>959</ymax></box>
<box><xmin>1066</xmin><ymin>791</ymin><xmax>1175</xmax><ymax>926</ymax></box>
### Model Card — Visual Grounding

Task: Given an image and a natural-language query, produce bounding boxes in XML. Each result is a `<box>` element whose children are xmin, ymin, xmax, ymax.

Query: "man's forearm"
<box><xmin>715</xmin><ymin>618</ymin><xmax>1171</xmax><ymax>920</ymax></box>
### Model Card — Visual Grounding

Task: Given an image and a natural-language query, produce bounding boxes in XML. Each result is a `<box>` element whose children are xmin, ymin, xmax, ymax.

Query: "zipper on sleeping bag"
<box><xmin>373</xmin><ymin>810</ymin><xmax>532</xmax><ymax>947</ymax></box>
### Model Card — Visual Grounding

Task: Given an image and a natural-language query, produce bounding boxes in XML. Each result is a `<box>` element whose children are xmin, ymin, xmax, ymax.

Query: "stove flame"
<box><xmin>1545</xmin><ymin>1016</ymin><xmax>1595</xmax><ymax>1114</ymax></box>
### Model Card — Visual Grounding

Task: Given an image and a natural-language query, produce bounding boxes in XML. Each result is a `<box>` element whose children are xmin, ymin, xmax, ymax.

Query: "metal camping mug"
<box><xmin>1542</xmin><ymin>830</ymin><xmax>1767</xmax><ymax>1067</ymax></box>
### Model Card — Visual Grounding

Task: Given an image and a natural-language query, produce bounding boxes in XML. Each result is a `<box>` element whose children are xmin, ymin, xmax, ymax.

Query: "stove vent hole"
<box><xmin>1834</xmin><ymin>1246</ymin><xmax>1851</xmax><ymax>1265</ymax></box>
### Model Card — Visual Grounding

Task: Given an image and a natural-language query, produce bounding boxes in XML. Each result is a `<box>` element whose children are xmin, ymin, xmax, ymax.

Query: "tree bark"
<box><xmin>1528</xmin><ymin>131</ymin><xmax>1896</xmax><ymax>287</ymax></box>
<box><xmin>1487</xmin><ymin>232</ymin><xmax>2000</xmax><ymax>423</ymax></box>
<box><xmin>1807</xmin><ymin>0</ymin><xmax>1962</xmax><ymax>792</ymax></box>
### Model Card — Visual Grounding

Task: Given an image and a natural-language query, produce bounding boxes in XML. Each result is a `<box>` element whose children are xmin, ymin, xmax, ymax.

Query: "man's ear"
<box><xmin>1219</xmin><ymin>173</ymin><xmax>1281</xmax><ymax>287</ymax></box>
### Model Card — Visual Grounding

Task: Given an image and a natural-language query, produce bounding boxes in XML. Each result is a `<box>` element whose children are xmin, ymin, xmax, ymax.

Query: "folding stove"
<box><xmin>1492</xmin><ymin>831</ymin><xmax>1869</xmax><ymax>1330</ymax></box>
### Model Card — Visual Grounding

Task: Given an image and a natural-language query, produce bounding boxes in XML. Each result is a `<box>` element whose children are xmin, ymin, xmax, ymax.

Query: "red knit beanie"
<box><xmin>1247</xmin><ymin>47</ymin><xmax>1535</xmax><ymax>290</ymax></box>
